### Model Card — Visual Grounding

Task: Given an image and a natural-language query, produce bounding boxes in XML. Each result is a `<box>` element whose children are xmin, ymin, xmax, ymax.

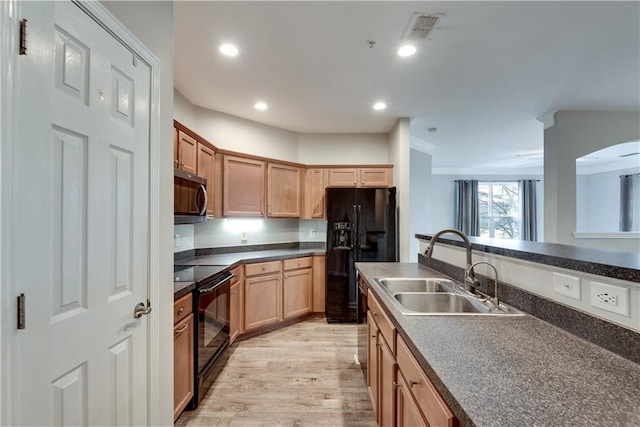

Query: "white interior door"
<box><xmin>13</xmin><ymin>2</ymin><xmax>152</xmax><ymax>425</ymax></box>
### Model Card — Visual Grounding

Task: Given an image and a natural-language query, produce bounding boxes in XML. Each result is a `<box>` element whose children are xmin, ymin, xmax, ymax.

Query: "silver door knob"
<box><xmin>133</xmin><ymin>302</ymin><xmax>152</xmax><ymax>319</ymax></box>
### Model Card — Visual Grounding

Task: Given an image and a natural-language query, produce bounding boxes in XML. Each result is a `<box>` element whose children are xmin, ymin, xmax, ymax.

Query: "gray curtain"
<box><xmin>454</xmin><ymin>180</ymin><xmax>479</xmax><ymax>236</ymax></box>
<box><xmin>520</xmin><ymin>180</ymin><xmax>537</xmax><ymax>241</ymax></box>
<box><xmin>620</xmin><ymin>174</ymin><xmax>640</xmax><ymax>232</ymax></box>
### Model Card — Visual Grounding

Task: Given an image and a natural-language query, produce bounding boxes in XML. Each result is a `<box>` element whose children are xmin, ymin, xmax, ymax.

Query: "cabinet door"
<box><xmin>197</xmin><ymin>143</ymin><xmax>215</xmax><ymax>216</ymax></box>
<box><xmin>360</xmin><ymin>168</ymin><xmax>392</xmax><ymax>187</ymax></box>
<box><xmin>173</xmin><ymin>127</ymin><xmax>179</xmax><ymax>169</ymax></box>
<box><xmin>379</xmin><ymin>335</ymin><xmax>397</xmax><ymax>427</ymax></box>
<box><xmin>367</xmin><ymin>310</ymin><xmax>379</xmax><ymax>423</ymax></box>
<box><xmin>328</xmin><ymin>168</ymin><xmax>358</xmax><ymax>187</ymax></box>
<box><xmin>174</xmin><ymin>313</ymin><xmax>194</xmax><ymax>421</ymax></box>
<box><xmin>397</xmin><ymin>372</ymin><xmax>428</xmax><ymax>427</ymax></box>
<box><xmin>223</xmin><ymin>155</ymin><xmax>265</xmax><ymax>217</ymax></box>
<box><xmin>267</xmin><ymin>163</ymin><xmax>301</xmax><ymax>217</ymax></box>
<box><xmin>306</xmin><ymin>168</ymin><xmax>327</xmax><ymax>218</ymax></box>
<box><xmin>244</xmin><ymin>273</ymin><xmax>281</xmax><ymax>331</ymax></box>
<box><xmin>283</xmin><ymin>267</ymin><xmax>312</xmax><ymax>319</ymax></box>
<box><xmin>229</xmin><ymin>282</ymin><xmax>240</xmax><ymax>344</ymax></box>
<box><xmin>177</xmin><ymin>130</ymin><xmax>197</xmax><ymax>173</ymax></box>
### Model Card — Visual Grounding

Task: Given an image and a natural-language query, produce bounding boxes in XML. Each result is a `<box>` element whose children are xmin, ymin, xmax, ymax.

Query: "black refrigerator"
<box><xmin>325</xmin><ymin>187</ymin><xmax>397</xmax><ymax>322</ymax></box>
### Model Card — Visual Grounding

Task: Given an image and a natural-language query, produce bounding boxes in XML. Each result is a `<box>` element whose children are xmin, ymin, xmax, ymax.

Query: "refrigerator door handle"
<box><xmin>352</xmin><ymin>204</ymin><xmax>358</xmax><ymax>251</ymax></box>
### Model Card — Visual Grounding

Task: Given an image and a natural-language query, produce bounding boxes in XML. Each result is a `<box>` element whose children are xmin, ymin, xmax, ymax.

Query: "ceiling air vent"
<box><xmin>403</xmin><ymin>13</ymin><xmax>444</xmax><ymax>40</ymax></box>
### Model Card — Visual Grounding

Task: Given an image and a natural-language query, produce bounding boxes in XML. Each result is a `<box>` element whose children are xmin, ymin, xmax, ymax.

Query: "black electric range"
<box><xmin>173</xmin><ymin>264</ymin><xmax>234</xmax><ymax>409</ymax></box>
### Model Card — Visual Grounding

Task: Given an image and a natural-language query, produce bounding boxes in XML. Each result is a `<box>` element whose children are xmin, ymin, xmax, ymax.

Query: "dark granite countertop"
<box><xmin>174</xmin><ymin>248</ymin><xmax>325</xmax><ymax>269</ymax></box>
<box><xmin>356</xmin><ymin>262</ymin><xmax>640</xmax><ymax>427</ymax></box>
<box><xmin>174</xmin><ymin>281</ymin><xmax>195</xmax><ymax>300</ymax></box>
<box><xmin>173</xmin><ymin>248</ymin><xmax>325</xmax><ymax>296</ymax></box>
<box><xmin>416</xmin><ymin>233</ymin><xmax>640</xmax><ymax>282</ymax></box>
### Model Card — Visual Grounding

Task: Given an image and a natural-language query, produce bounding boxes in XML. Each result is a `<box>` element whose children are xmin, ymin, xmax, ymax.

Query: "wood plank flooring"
<box><xmin>176</xmin><ymin>317</ymin><xmax>376</xmax><ymax>426</ymax></box>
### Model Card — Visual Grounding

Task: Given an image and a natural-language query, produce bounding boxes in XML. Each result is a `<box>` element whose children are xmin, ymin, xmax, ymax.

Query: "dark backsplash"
<box><xmin>418</xmin><ymin>254</ymin><xmax>640</xmax><ymax>365</ymax></box>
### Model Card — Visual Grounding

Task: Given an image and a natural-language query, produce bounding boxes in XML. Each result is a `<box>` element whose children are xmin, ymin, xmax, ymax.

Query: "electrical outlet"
<box><xmin>174</xmin><ymin>233</ymin><xmax>181</xmax><ymax>248</ymax></box>
<box><xmin>240</xmin><ymin>231</ymin><xmax>248</xmax><ymax>242</ymax></box>
<box><xmin>552</xmin><ymin>272</ymin><xmax>581</xmax><ymax>300</ymax></box>
<box><xmin>590</xmin><ymin>281</ymin><xmax>629</xmax><ymax>316</ymax></box>
<box><xmin>309</xmin><ymin>229</ymin><xmax>316</xmax><ymax>238</ymax></box>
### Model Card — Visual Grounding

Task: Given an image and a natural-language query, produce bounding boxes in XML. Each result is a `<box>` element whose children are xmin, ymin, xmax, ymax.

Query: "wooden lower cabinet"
<box><xmin>244</xmin><ymin>272</ymin><xmax>281</xmax><ymax>331</ymax></box>
<box><xmin>173</xmin><ymin>293</ymin><xmax>194</xmax><ymax>421</ymax></box>
<box><xmin>396</xmin><ymin>371</ymin><xmax>428</xmax><ymax>427</ymax></box>
<box><xmin>367</xmin><ymin>311</ymin><xmax>379</xmax><ymax>423</ymax></box>
<box><xmin>230</xmin><ymin>281</ymin><xmax>240</xmax><ymax>344</ymax></box>
<box><xmin>312</xmin><ymin>255</ymin><xmax>326</xmax><ymax>313</ymax></box>
<box><xmin>366</xmin><ymin>288</ymin><xmax>457</xmax><ymax>427</ymax></box>
<box><xmin>396</xmin><ymin>335</ymin><xmax>458</xmax><ymax>427</ymax></box>
<box><xmin>378</xmin><ymin>332</ymin><xmax>397</xmax><ymax>427</ymax></box>
<box><xmin>283</xmin><ymin>263</ymin><xmax>313</xmax><ymax>319</ymax></box>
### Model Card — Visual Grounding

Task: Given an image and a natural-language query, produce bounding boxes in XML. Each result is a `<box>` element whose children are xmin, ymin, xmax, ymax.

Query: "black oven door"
<box><xmin>194</xmin><ymin>274</ymin><xmax>231</xmax><ymax>404</ymax></box>
<box><xmin>197</xmin><ymin>279</ymin><xmax>230</xmax><ymax>375</ymax></box>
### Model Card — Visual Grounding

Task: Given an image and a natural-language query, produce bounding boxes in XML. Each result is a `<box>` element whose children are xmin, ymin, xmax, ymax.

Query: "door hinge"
<box><xmin>19</xmin><ymin>19</ymin><xmax>28</xmax><ymax>55</ymax></box>
<box><xmin>17</xmin><ymin>293</ymin><xmax>26</xmax><ymax>330</ymax></box>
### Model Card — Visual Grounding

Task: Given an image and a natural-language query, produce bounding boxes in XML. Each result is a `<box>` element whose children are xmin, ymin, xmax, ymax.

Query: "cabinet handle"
<box><xmin>174</xmin><ymin>323</ymin><xmax>189</xmax><ymax>336</ymax></box>
<box><xmin>409</xmin><ymin>380</ymin><xmax>418</xmax><ymax>388</ymax></box>
<box><xmin>178</xmin><ymin>307</ymin><xmax>184</xmax><ymax>314</ymax></box>
<box><xmin>262</xmin><ymin>266</ymin><xmax>266</xmax><ymax>271</ymax></box>
<box><xmin>393</xmin><ymin>382</ymin><xmax>401</xmax><ymax>389</ymax></box>
<box><xmin>371</xmin><ymin>335</ymin><xmax>377</xmax><ymax>338</ymax></box>
<box><xmin>284</xmin><ymin>275</ymin><xmax>288</xmax><ymax>279</ymax></box>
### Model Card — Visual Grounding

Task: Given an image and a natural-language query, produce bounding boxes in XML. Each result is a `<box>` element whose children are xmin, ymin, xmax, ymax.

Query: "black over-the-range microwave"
<box><xmin>174</xmin><ymin>168</ymin><xmax>208</xmax><ymax>224</ymax></box>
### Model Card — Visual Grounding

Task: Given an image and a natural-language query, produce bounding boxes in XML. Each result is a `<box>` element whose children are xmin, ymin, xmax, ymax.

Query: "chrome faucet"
<box><xmin>467</xmin><ymin>261</ymin><xmax>500</xmax><ymax>308</ymax></box>
<box><xmin>424</xmin><ymin>228</ymin><xmax>475</xmax><ymax>290</ymax></box>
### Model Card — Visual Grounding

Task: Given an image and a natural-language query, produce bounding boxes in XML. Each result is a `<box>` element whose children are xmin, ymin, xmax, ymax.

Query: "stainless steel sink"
<box><xmin>395</xmin><ymin>292</ymin><xmax>482</xmax><ymax>313</ymax></box>
<box><xmin>375</xmin><ymin>278</ymin><xmax>455</xmax><ymax>294</ymax></box>
<box><xmin>390</xmin><ymin>291</ymin><xmax>525</xmax><ymax>316</ymax></box>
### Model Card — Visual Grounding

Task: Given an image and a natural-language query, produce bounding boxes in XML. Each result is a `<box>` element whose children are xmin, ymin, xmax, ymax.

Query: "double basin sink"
<box><xmin>375</xmin><ymin>277</ymin><xmax>524</xmax><ymax>316</ymax></box>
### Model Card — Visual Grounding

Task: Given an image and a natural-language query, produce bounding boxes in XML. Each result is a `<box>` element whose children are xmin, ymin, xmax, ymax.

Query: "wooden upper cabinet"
<box><xmin>223</xmin><ymin>155</ymin><xmax>265</xmax><ymax>217</ymax></box>
<box><xmin>267</xmin><ymin>163</ymin><xmax>301</xmax><ymax>218</ymax></box>
<box><xmin>328</xmin><ymin>168</ymin><xmax>359</xmax><ymax>187</ymax></box>
<box><xmin>360</xmin><ymin>168</ymin><xmax>392</xmax><ymax>187</ymax></box>
<box><xmin>328</xmin><ymin>167</ymin><xmax>393</xmax><ymax>188</ymax></box>
<box><xmin>197</xmin><ymin>143</ymin><xmax>215</xmax><ymax>216</ymax></box>
<box><xmin>176</xmin><ymin>130</ymin><xmax>197</xmax><ymax>174</ymax></box>
<box><xmin>303</xmin><ymin>168</ymin><xmax>327</xmax><ymax>219</ymax></box>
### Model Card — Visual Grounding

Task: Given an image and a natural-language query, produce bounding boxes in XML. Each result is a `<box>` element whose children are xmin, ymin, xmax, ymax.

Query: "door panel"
<box><xmin>14</xmin><ymin>2</ymin><xmax>151</xmax><ymax>425</ymax></box>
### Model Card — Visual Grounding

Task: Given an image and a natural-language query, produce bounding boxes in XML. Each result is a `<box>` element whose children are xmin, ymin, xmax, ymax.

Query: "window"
<box><xmin>478</xmin><ymin>182</ymin><xmax>520</xmax><ymax>239</ymax></box>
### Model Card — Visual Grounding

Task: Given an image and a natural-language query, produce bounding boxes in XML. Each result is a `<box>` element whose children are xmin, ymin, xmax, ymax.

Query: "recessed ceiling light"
<box><xmin>397</xmin><ymin>44</ymin><xmax>417</xmax><ymax>57</ymax></box>
<box><xmin>219</xmin><ymin>43</ymin><xmax>239</xmax><ymax>57</ymax></box>
<box><xmin>372</xmin><ymin>102</ymin><xmax>387</xmax><ymax>111</ymax></box>
<box><xmin>254</xmin><ymin>101</ymin><xmax>268</xmax><ymax>111</ymax></box>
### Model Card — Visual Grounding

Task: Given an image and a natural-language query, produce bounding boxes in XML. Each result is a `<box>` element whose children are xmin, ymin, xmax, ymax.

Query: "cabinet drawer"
<box><xmin>283</xmin><ymin>256</ymin><xmax>313</xmax><ymax>271</ymax></box>
<box><xmin>397</xmin><ymin>335</ymin><xmax>456</xmax><ymax>427</ymax></box>
<box><xmin>174</xmin><ymin>293</ymin><xmax>193</xmax><ymax>324</ymax></box>
<box><xmin>245</xmin><ymin>260</ymin><xmax>281</xmax><ymax>277</ymax></box>
<box><xmin>368</xmin><ymin>292</ymin><xmax>395</xmax><ymax>353</ymax></box>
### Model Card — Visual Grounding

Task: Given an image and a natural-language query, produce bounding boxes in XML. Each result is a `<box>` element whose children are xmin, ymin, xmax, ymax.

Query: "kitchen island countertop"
<box><xmin>356</xmin><ymin>262</ymin><xmax>640</xmax><ymax>427</ymax></box>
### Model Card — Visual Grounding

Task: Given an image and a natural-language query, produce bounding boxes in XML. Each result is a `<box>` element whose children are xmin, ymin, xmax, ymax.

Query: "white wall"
<box><xmin>429</xmin><ymin>174</ymin><xmax>544</xmax><ymax>240</ymax></box>
<box><xmin>101</xmin><ymin>2</ymin><xmax>174</xmax><ymax>425</ymax></box>
<box><xmin>173</xmin><ymin>88</ymin><xmax>197</xmax><ymax>130</ymax></box>
<box><xmin>409</xmin><ymin>149</ymin><xmax>432</xmax><ymax>261</ymax></box>
<box><xmin>577</xmin><ymin>168</ymin><xmax>640</xmax><ymax>232</ymax></box>
<box><xmin>389</xmin><ymin>118</ymin><xmax>412</xmax><ymax>262</ymax></box>
<box><xmin>194</xmin><ymin>106</ymin><xmax>299</xmax><ymax>162</ymax></box>
<box><xmin>298</xmin><ymin>133</ymin><xmax>389</xmax><ymax>164</ymax></box>
<box><xmin>545</xmin><ymin>110</ymin><xmax>640</xmax><ymax>251</ymax></box>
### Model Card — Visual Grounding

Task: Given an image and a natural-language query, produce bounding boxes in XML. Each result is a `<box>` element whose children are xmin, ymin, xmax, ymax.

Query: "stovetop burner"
<box><xmin>173</xmin><ymin>265</ymin><xmax>228</xmax><ymax>284</ymax></box>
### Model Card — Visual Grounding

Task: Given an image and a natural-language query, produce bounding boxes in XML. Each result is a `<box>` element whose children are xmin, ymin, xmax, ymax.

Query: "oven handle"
<box><xmin>198</xmin><ymin>273</ymin><xmax>234</xmax><ymax>295</ymax></box>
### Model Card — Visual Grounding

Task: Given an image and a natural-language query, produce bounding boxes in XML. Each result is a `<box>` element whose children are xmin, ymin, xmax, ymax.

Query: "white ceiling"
<box><xmin>173</xmin><ymin>1</ymin><xmax>640</xmax><ymax>173</ymax></box>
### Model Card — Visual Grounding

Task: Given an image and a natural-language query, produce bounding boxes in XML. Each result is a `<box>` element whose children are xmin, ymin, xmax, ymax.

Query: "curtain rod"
<box><xmin>453</xmin><ymin>179</ymin><xmax>541</xmax><ymax>182</ymax></box>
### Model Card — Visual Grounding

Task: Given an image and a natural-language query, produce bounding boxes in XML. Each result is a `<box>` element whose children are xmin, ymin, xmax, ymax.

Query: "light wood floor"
<box><xmin>176</xmin><ymin>317</ymin><xmax>376</xmax><ymax>427</ymax></box>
